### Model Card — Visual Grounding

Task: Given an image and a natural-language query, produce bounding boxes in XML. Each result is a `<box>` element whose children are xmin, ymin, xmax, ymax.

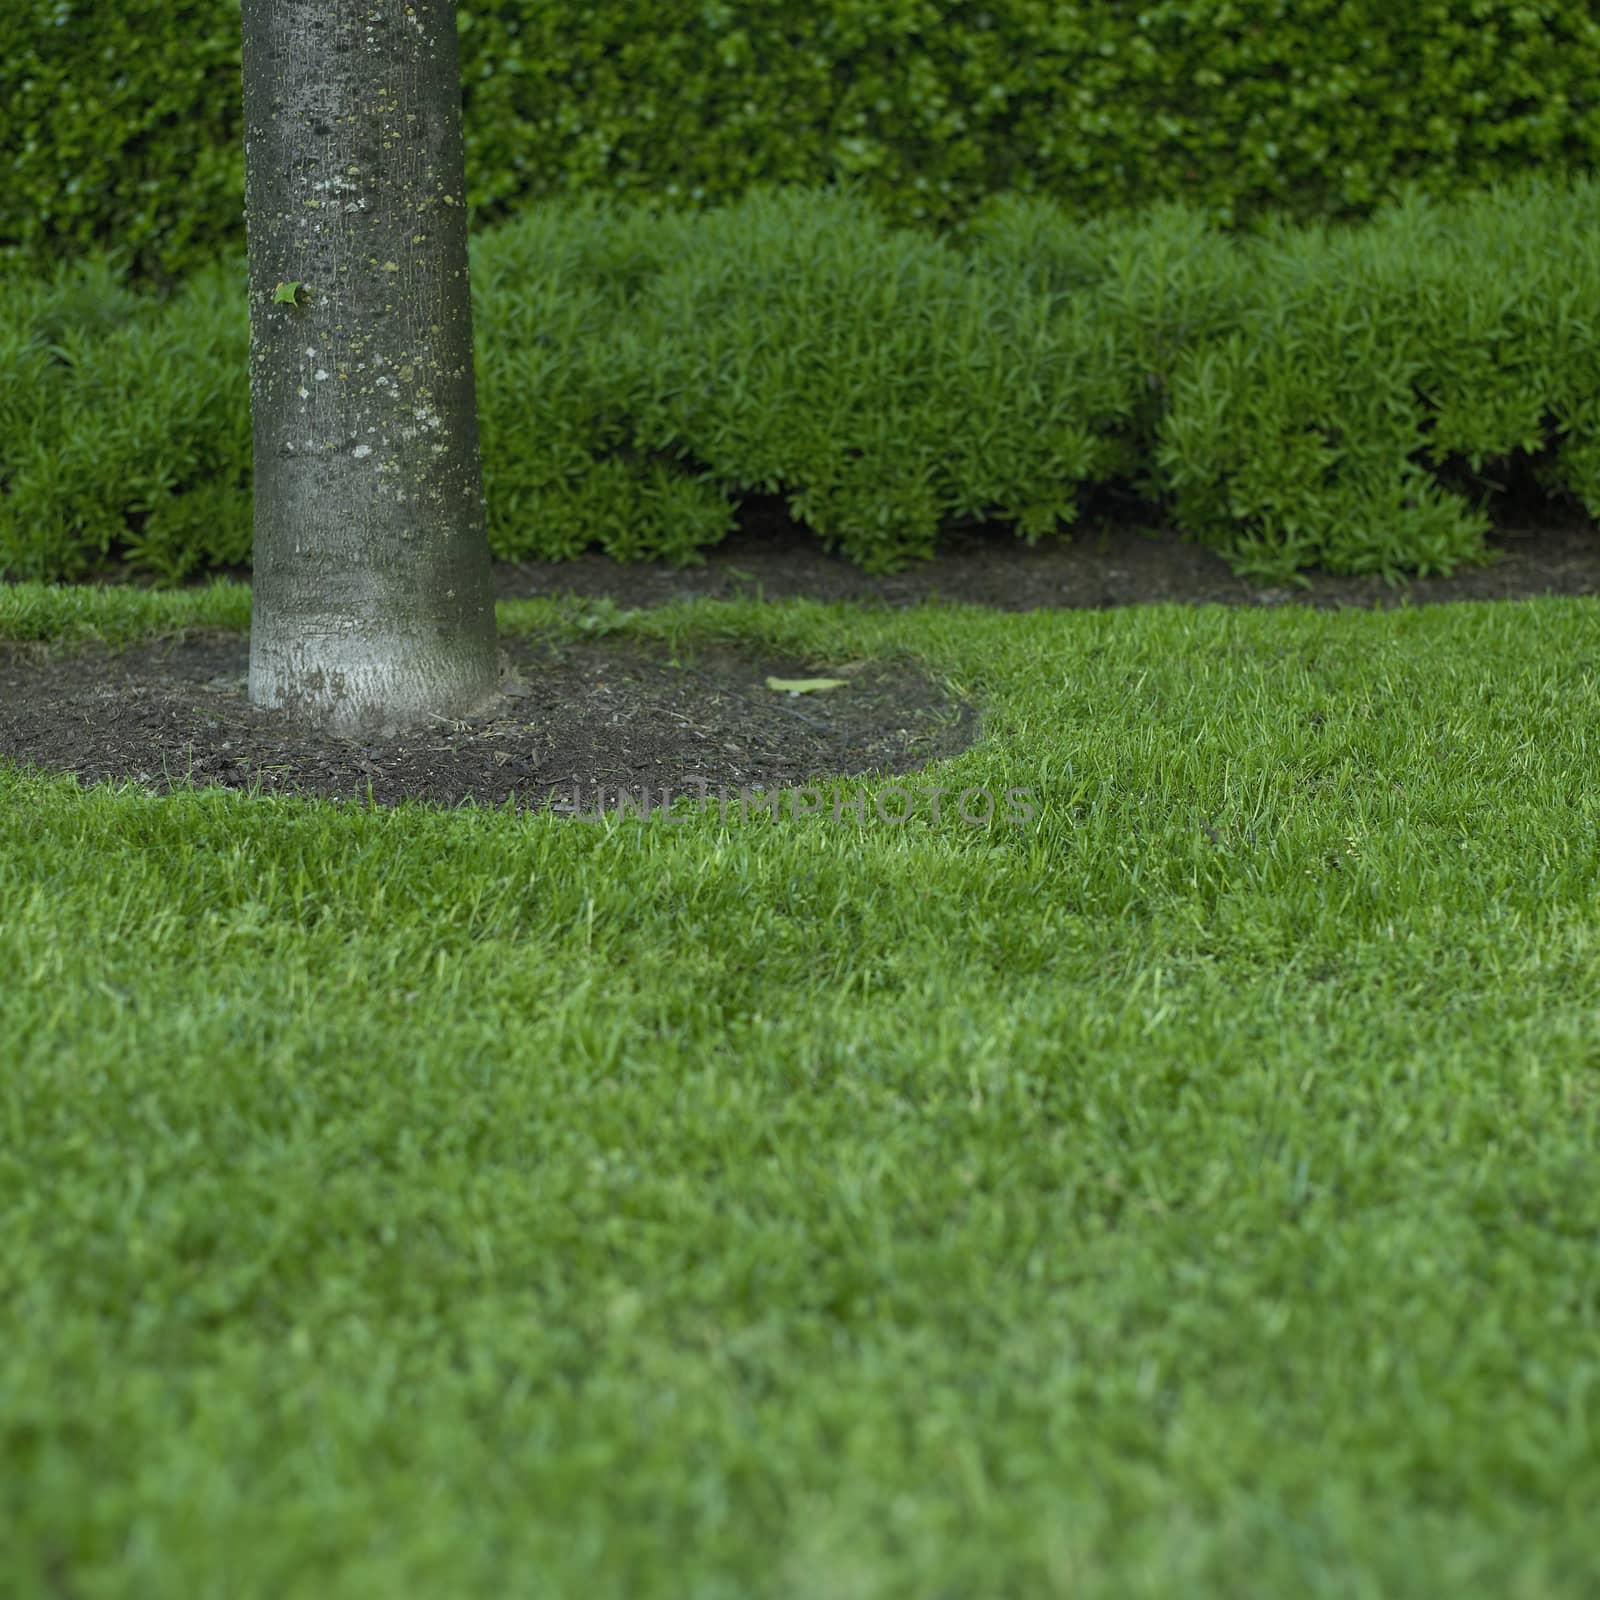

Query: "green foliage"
<box><xmin>470</xmin><ymin>191</ymin><xmax>741</xmax><ymax>567</ymax></box>
<box><xmin>608</xmin><ymin>184</ymin><xmax>1133</xmax><ymax>570</ymax></box>
<box><xmin>1155</xmin><ymin>174</ymin><xmax>1600</xmax><ymax>580</ymax></box>
<box><xmin>0</xmin><ymin>252</ymin><xmax>252</xmax><ymax>582</ymax></box>
<box><xmin>4</xmin><ymin>588</ymin><xmax>1600</xmax><ymax>1594</ymax></box>
<box><xmin>4</xmin><ymin>172</ymin><xmax>1597</xmax><ymax>584</ymax></box>
<box><xmin>0</xmin><ymin>0</ymin><xmax>247</xmax><ymax>296</ymax></box>
<box><xmin>4</xmin><ymin>0</ymin><xmax>1599</xmax><ymax>296</ymax></box>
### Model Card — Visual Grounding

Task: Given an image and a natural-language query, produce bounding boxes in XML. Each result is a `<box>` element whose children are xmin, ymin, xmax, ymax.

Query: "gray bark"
<box><xmin>239</xmin><ymin>0</ymin><xmax>498</xmax><ymax>730</ymax></box>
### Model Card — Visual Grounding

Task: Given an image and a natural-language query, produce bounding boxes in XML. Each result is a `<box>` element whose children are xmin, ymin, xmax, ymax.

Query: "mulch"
<box><xmin>4</xmin><ymin>501</ymin><xmax>1595</xmax><ymax>813</ymax></box>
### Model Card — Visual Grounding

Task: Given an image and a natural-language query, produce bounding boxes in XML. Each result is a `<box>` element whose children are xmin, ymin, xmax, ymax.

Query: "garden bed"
<box><xmin>6</xmin><ymin>506</ymin><xmax>1595</xmax><ymax>809</ymax></box>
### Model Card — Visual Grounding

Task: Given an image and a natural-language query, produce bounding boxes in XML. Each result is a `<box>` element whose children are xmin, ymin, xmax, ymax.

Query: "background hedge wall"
<box><xmin>5</xmin><ymin>0</ymin><xmax>1599</xmax><ymax>297</ymax></box>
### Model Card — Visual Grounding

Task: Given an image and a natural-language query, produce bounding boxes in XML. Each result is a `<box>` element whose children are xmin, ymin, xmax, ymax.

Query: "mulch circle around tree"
<box><xmin>0</xmin><ymin>628</ymin><xmax>980</xmax><ymax>815</ymax></box>
<box><xmin>4</xmin><ymin>505</ymin><xmax>1596</xmax><ymax>813</ymax></box>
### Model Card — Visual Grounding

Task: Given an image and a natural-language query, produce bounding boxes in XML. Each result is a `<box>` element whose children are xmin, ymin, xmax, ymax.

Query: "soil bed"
<box><xmin>4</xmin><ymin>504</ymin><xmax>1596</xmax><ymax>812</ymax></box>
<box><xmin>493</xmin><ymin>496</ymin><xmax>1600</xmax><ymax>613</ymax></box>
<box><xmin>0</xmin><ymin>628</ymin><xmax>978</xmax><ymax>814</ymax></box>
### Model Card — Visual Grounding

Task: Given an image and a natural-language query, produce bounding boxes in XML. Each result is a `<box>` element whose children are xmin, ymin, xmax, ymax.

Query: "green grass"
<box><xmin>3</xmin><ymin>580</ymin><xmax>1599</xmax><ymax>1598</ymax></box>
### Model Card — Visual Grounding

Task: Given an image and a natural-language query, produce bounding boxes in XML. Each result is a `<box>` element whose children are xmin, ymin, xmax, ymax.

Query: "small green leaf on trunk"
<box><xmin>272</xmin><ymin>280</ymin><xmax>308</xmax><ymax>306</ymax></box>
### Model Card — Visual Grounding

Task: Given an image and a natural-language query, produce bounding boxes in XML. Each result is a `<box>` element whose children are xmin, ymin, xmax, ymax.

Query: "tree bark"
<box><xmin>239</xmin><ymin>0</ymin><xmax>498</xmax><ymax>730</ymax></box>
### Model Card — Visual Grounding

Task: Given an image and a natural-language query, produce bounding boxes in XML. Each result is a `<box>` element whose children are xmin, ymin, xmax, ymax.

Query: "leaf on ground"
<box><xmin>765</xmin><ymin>677</ymin><xmax>849</xmax><ymax>695</ymax></box>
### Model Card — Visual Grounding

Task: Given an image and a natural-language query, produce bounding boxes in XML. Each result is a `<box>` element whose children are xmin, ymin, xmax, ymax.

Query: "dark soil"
<box><xmin>0</xmin><ymin>628</ymin><xmax>978</xmax><ymax>814</ymax></box>
<box><xmin>4</xmin><ymin>499</ymin><xmax>1596</xmax><ymax>813</ymax></box>
<box><xmin>493</xmin><ymin>493</ymin><xmax>1600</xmax><ymax>614</ymax></box>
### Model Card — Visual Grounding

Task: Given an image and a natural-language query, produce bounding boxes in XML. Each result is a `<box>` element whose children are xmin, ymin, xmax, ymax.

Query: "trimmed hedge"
<box><xmin>4</xmin><ymin>0</ymin><xmax>1599</xmax><ymax>295</ymax></box>
<box><xmin>3</xmin><ymin>173</ymin><xmax>1595</xmax><ymax>585</ymax></box>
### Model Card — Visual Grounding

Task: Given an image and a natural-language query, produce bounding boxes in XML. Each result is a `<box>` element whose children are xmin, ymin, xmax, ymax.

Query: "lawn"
<box><xmin>3</xmin><ymin>582</ymin><xmax>1599</xmax><ymax>1597</ymax></box>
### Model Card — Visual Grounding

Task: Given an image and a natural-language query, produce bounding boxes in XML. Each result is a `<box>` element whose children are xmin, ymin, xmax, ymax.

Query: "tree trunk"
<box><xmin>239</xmin><ymin>0</ymin><xmax>498</xmax><ymax>730</ymax></box>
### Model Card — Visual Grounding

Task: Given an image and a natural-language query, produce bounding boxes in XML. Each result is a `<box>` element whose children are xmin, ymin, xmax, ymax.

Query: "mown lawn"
<box><xmin>3</xmin><ymin>581</ymin><xmax>1598</xmax><ymax>1598</ymax></box>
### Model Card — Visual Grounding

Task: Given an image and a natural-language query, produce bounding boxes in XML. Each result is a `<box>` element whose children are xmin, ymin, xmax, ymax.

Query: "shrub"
<box><xmin>3</xmin><ymin>175</ymin><xmax>1596</xmax><ymax>585</ymax></box>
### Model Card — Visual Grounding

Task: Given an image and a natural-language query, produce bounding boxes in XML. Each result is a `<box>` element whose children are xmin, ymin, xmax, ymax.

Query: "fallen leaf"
<box><xmin>765</xmin><ymin>677</ymin><xmax>849</xmax><ymax>695</ymax></box>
